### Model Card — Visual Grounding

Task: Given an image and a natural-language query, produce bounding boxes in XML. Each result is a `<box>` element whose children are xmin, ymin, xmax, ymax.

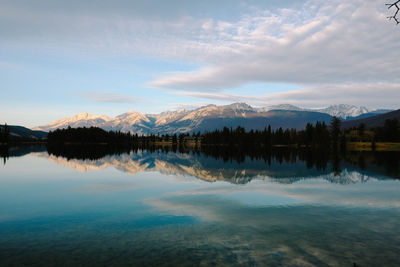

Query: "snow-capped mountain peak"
<box><xmin>316</xmin><ymin>104</ymin><xmax>371</xmax><ymax>119</ymax></box>
<box><xmin>32</xmin><ymin>113</ymin><xmax>112</xmax><ymax>131</ymax></box>
<box><xmin>225</xmin><ymin>102</ymin><xmax>254</xmax><ymax>110</ymax></box>
<box><xmin>257</xmin><ymin>104</ymin><xmax>302</xmax><ymax>112</ymax></box>
<box><xmin>149</xmin><ymin>109</ymin><xmax>190</xmax><ymax>126</ymax></box>
<box><xmin>69</xmin><ymin>112</ymin><xmax>111</xmax><ymax>121</ymax></box>
<box><xmin>178</xmin><ymin>103</ymin><xmax>252</xmax><ymax>122</ymax></box>
<box><xmin>116</xmin><ymin>110</ymin><xmax>148</xmax><ymax>121</ymax></box>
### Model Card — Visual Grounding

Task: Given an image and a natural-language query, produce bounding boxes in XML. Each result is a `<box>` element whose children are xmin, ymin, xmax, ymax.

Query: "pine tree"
<box><xmin>330</xmin><ymin>116</ymin><xmax>341</xmax><ymax>149</ymax></box>
<box><xmin>4</xmin><ymin>123</ymin><xmax>9</xmax><ymax>143</ymax></box>
<box><xmin>358</xmin><ymin>123</ymin><xmax>365</xmax><ymax>142</ymax></box>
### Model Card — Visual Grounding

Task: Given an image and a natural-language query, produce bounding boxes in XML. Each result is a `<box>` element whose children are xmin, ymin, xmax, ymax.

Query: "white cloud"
<box><xmin>168</xmin><ymin>102</ymin><xmax>211</xmax><ymax>111</ymax></box>
<box><xmin>144</xmin><ymin>0</ymin><xmax>400</xmax><ymax>109</ymax></box>
<box><xmin>149</xmin><ymin>0</ymin><xmax>400</xmax><ymax>91</ymax></box>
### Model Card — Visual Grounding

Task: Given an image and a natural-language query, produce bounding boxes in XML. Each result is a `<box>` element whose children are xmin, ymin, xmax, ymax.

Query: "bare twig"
<box><xmin>386</xmin><ymin>1</ymin><xmax>400</xmax><ymax>24</ymax></box>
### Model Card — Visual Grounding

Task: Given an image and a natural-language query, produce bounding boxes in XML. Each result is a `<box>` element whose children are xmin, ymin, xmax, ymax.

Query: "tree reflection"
<box><xmin>0</xmin><ymin>145</ymin><xmax>8</xmax><ymax>165</ymax></box>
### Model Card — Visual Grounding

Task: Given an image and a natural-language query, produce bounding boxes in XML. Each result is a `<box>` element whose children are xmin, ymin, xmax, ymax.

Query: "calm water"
<box><xmin>0</xmin><ymin>146</ymin><xmax>399</xmax><ymax>266</ymax></box>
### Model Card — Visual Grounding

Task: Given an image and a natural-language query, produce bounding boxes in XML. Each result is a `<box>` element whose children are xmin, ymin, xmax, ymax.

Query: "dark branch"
<box><xmin>386</xmin><ymin>1</ymin><xmax>400</xmax><ymax>24</ymax></box>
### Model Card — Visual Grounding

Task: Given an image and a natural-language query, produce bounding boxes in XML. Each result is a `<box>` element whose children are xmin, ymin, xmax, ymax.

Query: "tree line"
<box><xmin>201</xmin><ymin>117</ymin><xmax>343</xmax><ymax>149</ymax></box>
<box><xmin>46</xmin><ymin>117</ymin><xmax>399</xmax><ymax>149</ymax></box>
<box><xmin>47</xmin><ymin>126</ymin><xmax>202</xmax><ymax>146</ymax></box>
<box><xmin>0</xmin><ymin>124</ymin><xmax>10</xmax><ymax>144</ymax></box>
<box><xmin>201</xmin><ymin>118</ymin><xmax>399</xmax><ymax>148</ymax></box>
<box><xmin>202</xmin><ymin>122</ymin><xmax>333</xmax><ymax>148</ymax></box>
<box><xmin>47</xmin><ymin>126</ymin><xmax>137</xmax><ymax>144</ymax></box>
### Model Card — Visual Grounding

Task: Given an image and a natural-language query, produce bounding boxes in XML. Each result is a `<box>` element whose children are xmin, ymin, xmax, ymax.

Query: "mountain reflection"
<box><xmin>1</xmin><ymin>145</ymin><xmax>384</xmax><ymax>183</ymax></box>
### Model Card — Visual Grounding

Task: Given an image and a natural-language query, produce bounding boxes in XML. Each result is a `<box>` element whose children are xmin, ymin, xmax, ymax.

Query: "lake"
<box><xmin>0</xmin><ymin>145</ymin><xmax>399</xmax><ymax>266</ymax></box>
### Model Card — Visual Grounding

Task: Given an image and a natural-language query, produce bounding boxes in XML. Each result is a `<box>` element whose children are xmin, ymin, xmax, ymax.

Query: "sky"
<box><xmin>1</xmin><ymin>0</ymin><xmax>400</xmax><ymax>127</ymax></box>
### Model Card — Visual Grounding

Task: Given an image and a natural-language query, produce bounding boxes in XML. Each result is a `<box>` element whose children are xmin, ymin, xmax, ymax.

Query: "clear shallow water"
<box><xmin>0</xmin><ymin>147</ymin><xmax>400</xmax><ymax>266</ymax></box>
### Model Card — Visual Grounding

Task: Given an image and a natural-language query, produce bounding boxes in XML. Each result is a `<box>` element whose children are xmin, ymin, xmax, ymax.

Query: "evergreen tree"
<box><xmin>383</xmin><ymin>119</ymin><xmax>399</xmax><ymax>142</ymax></box>
<box><xmin>1</xmin><ymin>123</ymin><xmax>10</xmax><ymax>143</ymax></box>
<box><xmin>358</xmin><ymin>123</ymin><xmax>365</xmax><ymax>141</ymax></box>
<box><xmin>330</xmin><ymin>116</ymin><xmax>341</xmax><ymax>149</ymax></box>
<box><xmin>178</xmin><ymin>133</ymin><xmax>185</xmax><ymax>144</ymax></box>
<box><xmin>305</xmin><ymin>123</ymin><xmax>314</xmax><ymax>146</ymax></box>
<box><xmin>172</xmin><ymin>134</ymin><xmax>178</xmax><ymax>144</ymax></box>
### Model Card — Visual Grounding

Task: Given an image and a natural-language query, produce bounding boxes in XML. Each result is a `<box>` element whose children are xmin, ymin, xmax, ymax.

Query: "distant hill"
<box><xmin>341</xmin><ymin>109</ymin><xmax>400</xmax><ymax>129</ymax></box>
<box><xmin>0</xmin><ymin>125</ymin><xmax>48</xmax><ymax>140</ymax></box>
<box><xmin>344</xmin><ymin>110</ymin><xmax>393</xmax><ymax>121</ymax></box>
<box><xmin>191</xmin><ymin>110</ymin><xmax>333</xmax><ymax>132</ymax></box>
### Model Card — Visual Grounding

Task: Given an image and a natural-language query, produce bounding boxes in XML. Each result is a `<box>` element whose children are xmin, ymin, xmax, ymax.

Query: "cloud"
<box><xmin>177</xmin><ymin>82</ymin><xmax>400</xmax><ymax>109</ymax></box>
<box><xmin>2</xmin><ymin>0</ymin><xmax>399</xmax><ymax>109</ymax></box>
<box><xmin>147</xmin><ymin>175</ymin><xmax>400</xmax><ymax>221</ymax></box>
<box><xmin>80</xmin><ymin>91</ymin><xmax>141</xmax><ymax>103</ymax></box>
<box><xmin>168</xmin><ymin>102</ymin><xmax>211</xmax><ymax>111</ymax></box>
<box><xmin>147</xmin><ymin>0</ymin><xmax>400</xmax><ymax>96</ymax></box>
<box><xmin>76</xmin><ymin>182</ymin><xmax>140</xmax><ymax>194</ymax></box>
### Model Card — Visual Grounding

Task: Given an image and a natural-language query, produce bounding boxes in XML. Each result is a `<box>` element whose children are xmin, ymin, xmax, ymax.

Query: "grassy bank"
<box><xmin>153</xmin><ymin>141</ymin><xmax>199</xmax><ymax>147</ymax></box>
<box><xmin>347</xmin><ymin>142</ymin><xmax>400</xmax><ymax>151</ymax></box>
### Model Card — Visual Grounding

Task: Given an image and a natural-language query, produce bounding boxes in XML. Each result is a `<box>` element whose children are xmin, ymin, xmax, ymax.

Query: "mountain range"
<box><xmin>33</xmin><ymin>103</ymin><xmax>393</xmax><ymax>134</ymax></box>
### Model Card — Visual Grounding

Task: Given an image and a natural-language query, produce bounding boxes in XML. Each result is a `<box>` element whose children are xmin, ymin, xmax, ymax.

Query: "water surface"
<box><xmin>0</xmin><ymin>146</ymin><xmax>399</xmax><ymax>266</ymax></box>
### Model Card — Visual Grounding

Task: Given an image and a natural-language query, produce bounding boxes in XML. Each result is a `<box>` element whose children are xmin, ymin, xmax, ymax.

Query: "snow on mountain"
<box><xmin>148</xmin><ymin>109</ymin><xmax>190</xmax><ymax>126</ymax></box>
<box><xmin>257</xmin><ymin>104</ymin><xmax>303</xmax><ymax>113</ymax></box>
<box><xmin>224</xmin><ymin>102</ymin><xmax>256</xmax><ymax>115</ymax></box>
<box><xmin>114</xmin><ymin>110</ymin><xmax>149</xmax><ymax>122</ymax></box>
<box><xmin>112</xmin><ymin>110</ymin><xmax>151</xmax><ymax>127</ymax></box>
<box><xmin>100</xmin><ymin>110</ymin><xmax>153</xmax><ymax>134</ymax></box>
<box><xmin>33</xmin><ymin>113</ymin><xmax>112</xmax><ymax>132</ymax></box>
<box><xmin>314</xmin><ymin>104</ymin><xmax>370</xmax><ymax>119</ymax></box>
<box><xmin>179</xmin><ymin>104</ymin><xmax>218</xmax><ymax>122</ymax></box>
<box><xmin>180</xmin><ymin>103</ymin><xmax>255</xmax><ymax>121</ymax></box>
<box><xmin>257</xmin><ymin>104</ymin><xmax>375</xmax><ymax>119</ymax></box>
<box><xmin>225</xmin><ymin>102</ymin><xmax>255</xmax><ymax>112</ymax></box>
<box><xmin>151</xmin><ymin>103</ymin><xmax>258</xmax><ymax>133</ymax></box>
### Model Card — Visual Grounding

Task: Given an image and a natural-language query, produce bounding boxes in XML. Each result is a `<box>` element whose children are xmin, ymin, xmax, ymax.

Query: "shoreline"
<box><xmin>3</xmin><ymin>141</ymin><xmax>400</xmax><ymax>151</ymax></box>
